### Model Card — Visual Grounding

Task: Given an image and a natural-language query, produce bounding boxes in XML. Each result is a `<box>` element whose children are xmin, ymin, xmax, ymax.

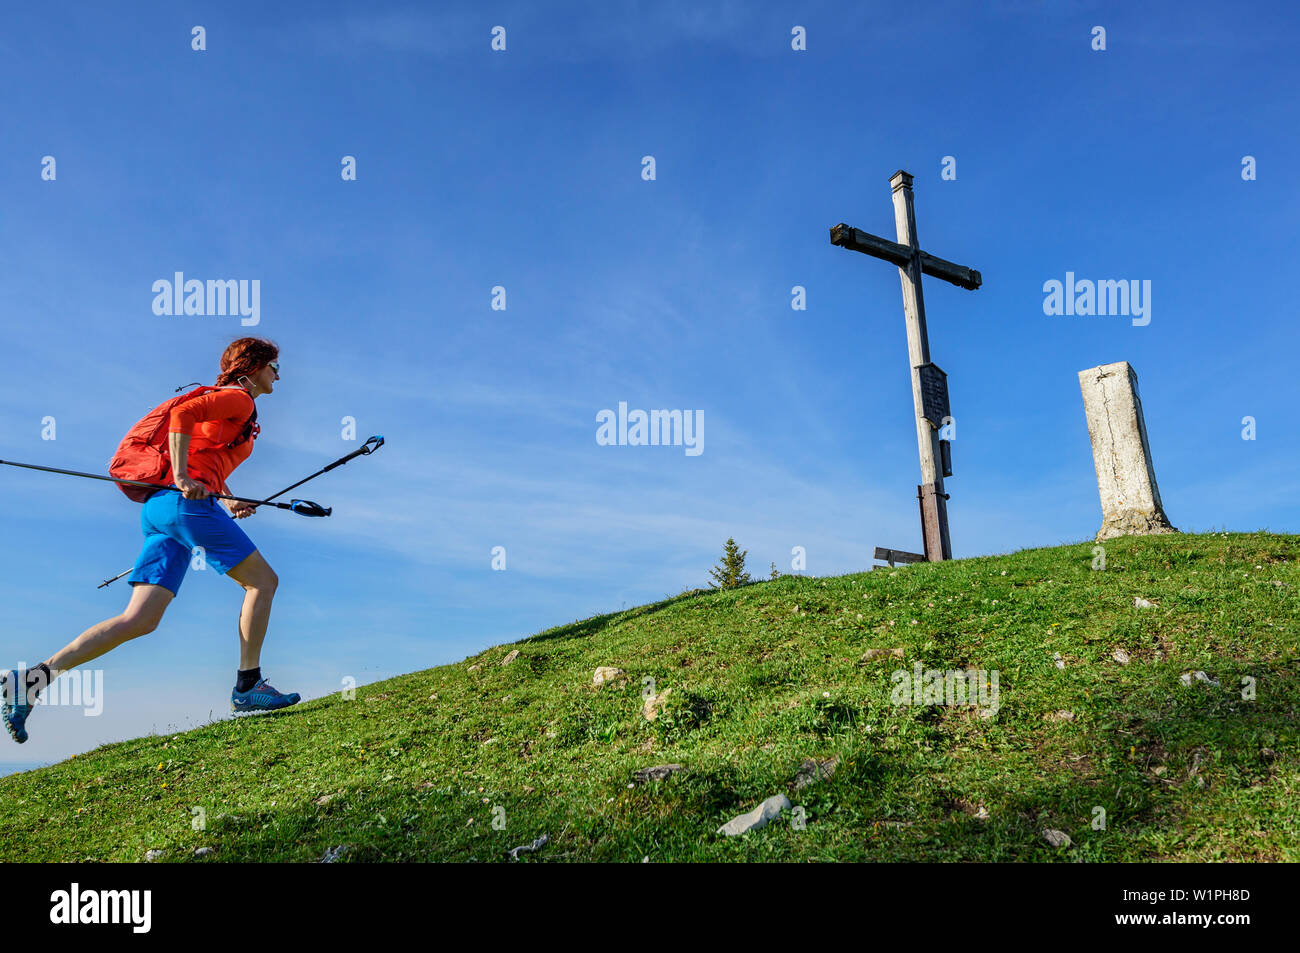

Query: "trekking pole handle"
<box><xmin>320</xmin><ymin>435</ymin><xmax>385</xmax><ymax>474</ymax></box>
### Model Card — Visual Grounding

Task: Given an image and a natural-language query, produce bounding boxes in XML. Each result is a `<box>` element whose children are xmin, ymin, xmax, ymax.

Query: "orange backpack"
<box><xmin>108</xmin><ymin>386</ymin><xmax>255</xmax><ymax>502</ymax></box>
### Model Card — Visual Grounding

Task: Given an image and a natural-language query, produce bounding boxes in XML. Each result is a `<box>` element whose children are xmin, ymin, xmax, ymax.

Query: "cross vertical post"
<box><xmin>890</xmin><ymin>170</ymin><xmax>950</xmax><ymax>561</ymax></box>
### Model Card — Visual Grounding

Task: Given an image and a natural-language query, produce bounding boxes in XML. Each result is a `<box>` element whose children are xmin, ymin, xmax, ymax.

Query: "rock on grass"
<box><xmin>793</xmin><ymin>757</ymin><xmax>840</xmax><ymax>790</ymax></box>
<box><xmin>1042</xmin><ymin>829</ymin><xmax>1072</xmax><ymax>848</ymax></box>
<box><xmin>634</xmin><ymin>764</ymin><xmax>683</xmax><ymax>784</ymax></box>
<box><xmin>506</xmin><ymin>833</ymin><xmax>549</xmax><ymax>861</ymax></box>
<box><xmin>717</xmin><ymin>794</ymin><xmax>791</xmax><ymax>836</ymax></box>
<box><xmin>642</xmin><ymin>688</ymin><xmax>672</xmax><ymax>721</ymax></box>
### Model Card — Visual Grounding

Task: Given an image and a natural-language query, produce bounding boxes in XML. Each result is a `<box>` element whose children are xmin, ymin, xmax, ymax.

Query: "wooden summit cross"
<box><xmin>830</xmin><ymin>170</ymin><xmax>981</xmax><ymax>562</ymax></box>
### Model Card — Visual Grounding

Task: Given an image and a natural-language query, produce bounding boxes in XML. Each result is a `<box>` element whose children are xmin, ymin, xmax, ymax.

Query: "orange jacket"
<box><xmin>168</xmin><ymin>387</ymin><xmax>259</xmax><ymax>495</ymax></box>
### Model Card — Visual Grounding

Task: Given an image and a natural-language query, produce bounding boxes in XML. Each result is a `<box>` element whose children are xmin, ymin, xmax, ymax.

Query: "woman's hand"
<box><xmin>228</xmin><ymin>502</ymin><xmax>258</xmax><ymax>519</ymax></box>
<box><xmin>174</xmin><ymin>475</ymin><xmax>211</xmax><ymax>500</ymax></box>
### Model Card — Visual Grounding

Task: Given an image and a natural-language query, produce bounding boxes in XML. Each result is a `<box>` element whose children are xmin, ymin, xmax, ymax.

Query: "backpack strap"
<box><xmin>221</xmin><ymin>386</ymin><xmax>259</xmax><ymax>449</ymax></box>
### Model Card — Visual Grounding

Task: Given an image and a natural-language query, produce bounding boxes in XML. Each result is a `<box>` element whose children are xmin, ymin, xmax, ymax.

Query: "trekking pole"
<box><xmin>0</xmin><ymin>457</ymin><xmax>333</xmax><ymax>589</ymax></box>
<box><xmin>0</xmin><ymin>458</ymin><xmax>331</xmax><ymax>516</ymax></box>
<box><xmin>91</xmin><ymin>435</ymin><xmax>384</xmax><ymax>588</ymax></box>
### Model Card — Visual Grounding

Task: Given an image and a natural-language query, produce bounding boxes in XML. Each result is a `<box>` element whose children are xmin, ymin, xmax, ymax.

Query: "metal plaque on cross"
<box><xmin>917</xmin><ymin>362</ymin><xmax>949</xmax><ymax>428</ymax></box>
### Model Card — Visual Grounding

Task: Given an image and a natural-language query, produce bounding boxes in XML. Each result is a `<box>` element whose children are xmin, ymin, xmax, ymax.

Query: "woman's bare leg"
<box><xmin>226</xmin><ymin>550</ymin><xmax>278</xmax><ymax>670</ymax></box>
<box><xmin>45</xmin><ymin>583</ymin><xmax>174</xmax><ymax>673</ymax></box>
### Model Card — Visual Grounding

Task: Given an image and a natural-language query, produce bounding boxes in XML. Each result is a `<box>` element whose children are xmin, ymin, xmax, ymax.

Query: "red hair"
<box><xmin>216</xmin><ymin>337</ymin><xmax>279</xmax><ymax>387</ymax></box>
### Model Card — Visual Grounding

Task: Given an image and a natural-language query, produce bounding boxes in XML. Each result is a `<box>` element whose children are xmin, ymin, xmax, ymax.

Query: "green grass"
<box><xmin>3</xmin><ymin>531</ymin><xmax>1297</xmax><ymax>862</ymax></box>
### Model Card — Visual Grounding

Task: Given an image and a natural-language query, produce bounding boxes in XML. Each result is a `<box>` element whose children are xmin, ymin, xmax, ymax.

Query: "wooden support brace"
<box><xmin>917</xmin><ymin>483</ymin><xmax>952</xmax><ymax>562</ymax></box>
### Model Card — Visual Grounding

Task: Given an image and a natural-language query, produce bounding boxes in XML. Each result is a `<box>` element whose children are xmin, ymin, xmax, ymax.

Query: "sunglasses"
<box><xmin>268</xmin><ymin>361</ymin><xmax>280</xmax><ymax>374</ymax></box>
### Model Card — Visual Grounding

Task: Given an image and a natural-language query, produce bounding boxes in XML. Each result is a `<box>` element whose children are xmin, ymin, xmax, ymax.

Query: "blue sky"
<box><xmin>1</xmin><ymin>0</ymin><xmax>1296</xmax><ymax>765</ymax></box>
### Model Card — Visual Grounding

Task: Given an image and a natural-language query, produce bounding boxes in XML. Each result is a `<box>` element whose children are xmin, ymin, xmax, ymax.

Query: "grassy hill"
<box><xmin>2</xmin><ymin>531</ymin><xmax>1296</xmax><ymax>862</ymax></box>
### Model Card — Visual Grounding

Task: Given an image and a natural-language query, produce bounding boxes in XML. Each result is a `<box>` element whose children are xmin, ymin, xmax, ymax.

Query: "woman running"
<box><xmin>3</xmin><ymin>337</ymin><xmax>299</xmax><ymax>745</ymax></box>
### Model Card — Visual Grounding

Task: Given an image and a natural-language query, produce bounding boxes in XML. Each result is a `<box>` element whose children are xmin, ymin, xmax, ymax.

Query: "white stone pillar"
<box><xmin>1078</xmin><ymin>361</ymin><xmax>1177</xmax><ymax>541</ymax></box>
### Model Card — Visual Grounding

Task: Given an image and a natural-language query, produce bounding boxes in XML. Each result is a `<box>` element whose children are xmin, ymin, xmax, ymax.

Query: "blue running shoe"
<box><xmin>2</xmin><ymin>670</ymin><xmax>35</xmax><ymax>744</ymax></box>
<box><xmin>231</xmin><ymin>677</ymin><xmax>301</xmax><ymax>713</ymax></box>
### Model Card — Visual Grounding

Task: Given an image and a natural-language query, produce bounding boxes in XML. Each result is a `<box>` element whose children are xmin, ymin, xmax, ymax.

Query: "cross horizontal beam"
<box><xmin>829</xmin><ymin>224</ymin><xmax>982</xmax><ymax>291</ymax></box>
<box><xmin>873</xmin><ymin>546</ymin><xmax>927</xmax><ymax>566</ymax></box>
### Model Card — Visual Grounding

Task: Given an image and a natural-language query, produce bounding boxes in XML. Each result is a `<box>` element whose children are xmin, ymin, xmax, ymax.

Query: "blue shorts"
<box><xmin>128</xmin><ymin>489</ymin><xmax>257</xmax><ymax>596</ymax></box>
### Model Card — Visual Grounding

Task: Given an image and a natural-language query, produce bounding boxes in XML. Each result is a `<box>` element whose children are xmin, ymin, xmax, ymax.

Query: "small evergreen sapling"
<box><xmin>708</xmin><ymin>537</ymin><xmax>751</xmax><ymax>589</ymax></box>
